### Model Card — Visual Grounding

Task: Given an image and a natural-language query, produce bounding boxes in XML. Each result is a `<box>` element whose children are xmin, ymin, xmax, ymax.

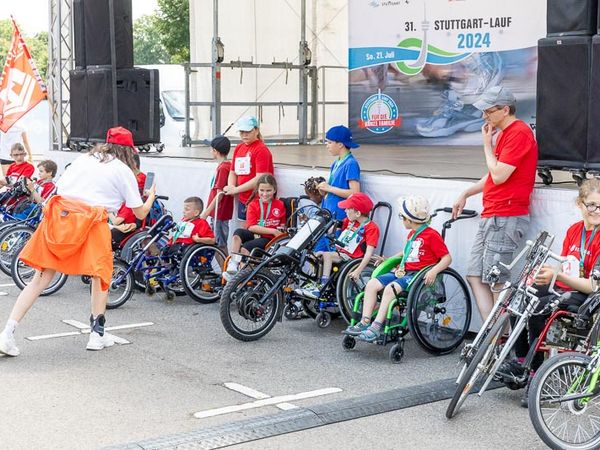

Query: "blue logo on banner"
<box><xmin>359</xmin><ymin>92</ymin><xmax>400</xmax><ymax>134</ymax></box>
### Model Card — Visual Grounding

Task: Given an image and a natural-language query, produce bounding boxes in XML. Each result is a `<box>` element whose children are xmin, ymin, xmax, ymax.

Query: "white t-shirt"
<box><xmin>0</xmin><ymin>125</ymin><xmax>24</xmax><ymax>160</ymax></box>
<box><xmin>57</xmin><ymin>153</ymin><xmax>143</xmax><ymax>213</ymax></box>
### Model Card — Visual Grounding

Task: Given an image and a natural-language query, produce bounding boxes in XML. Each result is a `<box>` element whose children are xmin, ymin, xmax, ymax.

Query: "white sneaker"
<box><xmin>86</xmin><ymin>332</ymin><xmax>115</xmax><ymax>351</ymax></box>
<box><xmin>0</xmin><ymin>332</ymin><xmax>20</xmax><ymax>356</ymax></box>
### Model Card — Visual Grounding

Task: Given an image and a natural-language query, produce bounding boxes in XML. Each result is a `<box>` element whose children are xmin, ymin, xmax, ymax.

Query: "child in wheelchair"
<box><xmin>225</xmin><ymin>174</ymin><xmax>286</xmax><ymax>277</ymax></box>
<box><xmin>502</xmin><ymin>179</ymin><xmax>600</xmax><ymax>406</ymax></box>
<box><xmin>345</xmin><ymin>195</ymin><xmax>451</xmax><ymax>342</ymax></box>
<box><xmin>297</xmin><ymin>192</ymin><xmax>379</xmax><ymax>299</ymax></box>
<box><xmin>163</xmin><ymin>196</ymin><xmax>216</xmax><ymax>256</ymax></box>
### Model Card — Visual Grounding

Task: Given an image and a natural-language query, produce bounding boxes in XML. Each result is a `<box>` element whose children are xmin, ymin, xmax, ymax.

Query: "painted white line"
<box><xmin>0</xmin><ymin>283</ymin><xmax>15</xmax><ymax>287</ymax></box>
<box><xmin>105</xmin><ymin>333</ymin><xmax>130</xmax><ymax>345</ymax></box>
<box><xmin>193</xmin><ymin>387</ymin><xmax>342</xmax><ymax>419</ymax></box>
<box><xmin>26</xmin><ymin>332</ymin><xmax>81</xmax><ymax>341</ymax></box>
<box><xmin>105</xmin><ymin>322</ymin><xmax>155</xmax><ymax>332</ymax></box>
<box><xmin>62</xmin><ymin>319</ymin><xmax>88</xmax><ymax>330</ymax></box>
<box><xmin>275</xmin><ymin>403</ymin><xmax>299</xmax><ymax>410</ymax></box>
<box><xmin>224</xmin><ymin>382</ymin><xmax>271</xmax><ymax>400</ymax></box>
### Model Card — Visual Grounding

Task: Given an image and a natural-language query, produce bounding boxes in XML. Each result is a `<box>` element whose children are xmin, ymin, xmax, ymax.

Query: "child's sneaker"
<box><xmin>86</xmin><ymin>332</ymin><xmax>115</xmax><ymax>351</ymax></box>
<box><xmin>0</xmin><ymin>332</ymin><xmax>20</xmax><ymax>356</ymax></box>
<box><xmin>358</xmin><ymin>326</ymin><xmax>381</xmax><ymax>343</ymax></box>
<box><xmin>343</xmin><ymin>321</ymin><xmax>370</xmax><ymax>336</ymax></box>
<box><xmin>294</xmin><ymin>282</ymin><xmax>322</xmax><ymax>300</ymax></box>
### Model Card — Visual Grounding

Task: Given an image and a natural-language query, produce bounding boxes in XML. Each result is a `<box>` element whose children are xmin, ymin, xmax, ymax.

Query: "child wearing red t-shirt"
<box><xmin>202</xmin><ymin>136</ymin><xmax>234</xmax><ymax>248</ymax></box>
<box><xmin>1</xmin><ymin>143</ymin><xmax>34</xmax><ymax>187</ymax></box>
<box><xmin>27</xmin><ymin>160</ymin><xmax>57</xmax><ymax>204</ymax></box>
<box><xmin>169</xmin><ymin>197</ymin><xmax>215</xmax><ymax>247</ymax></box>
<box><xmin>225</xmin><ymin>174</ymin><xmax>285</xmax><ymax>276</ymax></box>
<box><xmin>347</xmin><ymin>195</ymin><xmax>451</xmax><ymax>342</ymax></box>
<box><xmin>298</xmin><ymin>192</ymin><xmax>380</xmax><ymax>300</ymax></box>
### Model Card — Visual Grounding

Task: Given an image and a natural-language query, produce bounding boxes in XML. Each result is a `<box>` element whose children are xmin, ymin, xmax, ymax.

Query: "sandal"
<box><xmin>358</xmin><ymin>327</ymin><xmax>381</xmax><ymax>343</ymax></box>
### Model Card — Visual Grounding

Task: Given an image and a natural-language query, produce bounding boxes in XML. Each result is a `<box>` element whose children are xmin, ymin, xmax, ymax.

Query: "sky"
<box><xmin>0</xmin><ymin>0</ymin><xmax>159</xmax><ymax>35</ymax></box>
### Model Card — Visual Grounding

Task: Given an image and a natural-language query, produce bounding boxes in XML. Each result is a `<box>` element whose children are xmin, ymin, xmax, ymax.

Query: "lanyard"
<box><xmin>399</xmin><ymin>224</ymin><xmax>428</xmax><ymax>270</ymax></box>
<box><xmin>340</xmin><ymin>219</ymin><xmax>370</xmax><ymax>245</ymax></box>
<box><xmin>259</xmin><ymin>201</ymin><xmax>272</xmax><ymax>226</ymax></box>
<box><xmin>579</xmin><ymin>224</ymin><xmax>598</xmax><ymax>277</ymax></box>
<box><xmin>327</xmin><ymin>152</ymin><xmax>352</xmax><ymax>185</ymax></box>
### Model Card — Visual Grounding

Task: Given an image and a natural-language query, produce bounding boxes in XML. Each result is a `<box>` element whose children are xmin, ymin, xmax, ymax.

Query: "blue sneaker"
<box><xmin>294</xmin><ymin>282</ymin><xmax>322</xmax><ymax>300</ymax></box>
<box><xmin>343</xmin><ymin>321</ymin><xmax>370</xmax><ymax>336</ymax></box>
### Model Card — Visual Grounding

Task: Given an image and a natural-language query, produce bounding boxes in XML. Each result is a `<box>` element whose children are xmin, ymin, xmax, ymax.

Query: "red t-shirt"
<box><xmin>230</xmin><ymin>140</ymin><xmax>274</xmax><ymax>204</ymax></box>
<box><xmin>403</xmin><ymin>226</ymin><xmax>450</xmax><ymax>272</ymax></box>
<box><xmin>136</xmin><ymin>172</ymin><xmax>147</xmax><ymax>194</ymax></box>
<box><xmin>117</xmin><ymin>203</ymin><xmax>137</xmax><ymax>225</ymax></box>
<box><xmin>556</xmin><ymin>221</ymin><xmax>600</xmax><ymax>291</ymax></box>
<box><xmin>6</xmin><ymin>162</ymin><xmax>34</xmax><ymax>184</ymax></box>
<box><xmin>482</xmin><ymin>120</ymin><xmax>538</xmax><ymax>218</ymax></box>
<box><xmin>336</xmin><ymin>218</ymin><xmax>380</xmax><ymax>259</ymax></box>
<box><xmin>208</xmin><ymin>161</ymin><xmax>233</xmax><ymax>221</ymax></box>
<box><xmin>246</xmin><ymin>198</ymin><xmax>286</xmax><ymax>238</ymax></box>
<box><xmin>34</xmin><ymin>179</ymin><xmax>55</xmax><ymax>200</ymax></box>
<box><xmin>172</xmin><ymin>217</ymin><xmax>215</xmax><ymax>245</ymax></box>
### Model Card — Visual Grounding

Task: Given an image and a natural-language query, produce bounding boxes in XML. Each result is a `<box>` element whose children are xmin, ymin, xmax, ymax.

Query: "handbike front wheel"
<box><xmin>106</xmin><ymin>259</ymin><xmax>134</xmax><ymax>309</ymax></box>
<box><xmin>180</xmin><ymin>244</ymin><xmax>226</xmax><ymax>303</ymax></box>
<box><xmin>11</xmin><ymin>245</ymin><xmax>68</xmax><ymax>296</ymax></box>
<box><xmin>446</xmin><ymin>312</ymin><xmax>508</xmax><ymax>419</ymax></box>
<box><xmin>219</xmin><ymin>268</ymin><xmax>282</xmax><ymax>341</ymax></box>
<box><xmin>529</xmin><ymin>352</ymin><xmax>600</xmax><ymax>450</ymax></box>
<box><xmin>407</xmin><ymin>268</ymin><xmax>472</xmax><ymax>355</ymax></box>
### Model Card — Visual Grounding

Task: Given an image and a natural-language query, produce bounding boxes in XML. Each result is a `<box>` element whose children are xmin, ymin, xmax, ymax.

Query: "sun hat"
<box><xmin>398</xmin><ymin>195</ymin><xmax>430</xmax><ymax>223</ymax></box>
<box><xmin>325</xmin><ymin>125</ymin><xmax>360</xmax><ymax>149</ymax></box>
<box><xmin>338</xmin><ymin>192</ymin><xmax>373</xmax><ymax>215</ymax></box>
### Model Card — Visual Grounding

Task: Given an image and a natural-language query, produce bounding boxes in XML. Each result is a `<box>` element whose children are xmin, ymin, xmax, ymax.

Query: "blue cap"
<box><xmin>237</xmin><ymin>116</ymin><xmax>259</xmax><ymax>132</ymax></box>
<box><xmin>325</xmin><ymin>125</ymin><xmax>359</xmax><ymax>149</ymax></box>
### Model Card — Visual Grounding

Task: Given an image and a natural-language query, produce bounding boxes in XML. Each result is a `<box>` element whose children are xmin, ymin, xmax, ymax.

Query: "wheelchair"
<box><xmin>342</xmin><ymin>207</ymin><xmax>477</xmax><ymax>363</ymax></box>
<box><xmin>108</xmin><ymin>214</ymin><xmax>226</xmax><ymax>309</ymax></box>
<box><xmin>219</xmin><ymin>203</ymin><xmax>392</xmax><ymax>341</ymax></box>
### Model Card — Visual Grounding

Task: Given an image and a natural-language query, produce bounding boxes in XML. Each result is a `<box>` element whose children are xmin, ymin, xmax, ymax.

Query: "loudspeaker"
<box><xmin>547</xmin><ymin>0</ymin><xmax>597</xmax><ymax>36</ymax></box>
<box><xmin>69</xmin><ymin>68</ymin><xmax>160</xmax><ymax>145</ymax></box>
<box><xmin>587</xmin><ymin>35</ymin><xmax>600</xmax><ymax>166</ymax></box>
<box><xmin>537</xmin><ymin>36</ymin><xmax>591</xmax><ymax>168</ymax></box>
<box><xmin>73</xmin><ymin>0</ymin><xmax>134</xmax><ymax>69</ymax></box>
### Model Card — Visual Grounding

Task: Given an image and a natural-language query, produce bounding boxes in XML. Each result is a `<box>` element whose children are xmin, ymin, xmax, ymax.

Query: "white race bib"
<box><xmin>561</xmin><ymin>255</ymin><xmax>580</xmax><ymax>278</ymax></box>
<box><xmin>175</xmin><ymin>221</ymin><xmax>195</xmax><ymax>239</ymax></box>
<box><xmin>338</xmin><ymin>227</ymin><xmax>361</xmax><ymax>254</ymax></box>
<box><xmin>234</xmin><ymin>155</ymin><xmax>251</xmax><ymax>176</ymax></box>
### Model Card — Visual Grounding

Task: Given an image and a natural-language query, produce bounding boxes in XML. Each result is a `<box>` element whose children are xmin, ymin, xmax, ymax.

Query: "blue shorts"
<box><xmin>237</xmin><ymin>199</ymin><xmax>248</xmax><ymax>220</ymax></box>
<box><xmin>376</xmin><ymin>272</ymin><xmax>415</xmax><ymax>291</ymax></box>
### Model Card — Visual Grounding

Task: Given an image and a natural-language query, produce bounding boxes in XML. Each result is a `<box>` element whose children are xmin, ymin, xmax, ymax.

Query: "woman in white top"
<box><xmin>0</xmin><ymin>127</ymin><xmax>156</xmax><ymax>356</ymax></box>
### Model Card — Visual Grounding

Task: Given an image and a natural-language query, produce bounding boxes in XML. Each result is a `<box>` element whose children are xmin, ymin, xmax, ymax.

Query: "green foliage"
<box><xmin>0</xmin><ymin>20</ymin><xmax>48</xmax><ymax>81</ymax></box>
<box><xmin>133</xmin><ymin>15</ymin><xmax>170</xmax><ymax>65</ymax></box>
<box><xmin>156</xmin><ymin>0</ymin><xmax>190</xmax><ymax>63</ymax></box>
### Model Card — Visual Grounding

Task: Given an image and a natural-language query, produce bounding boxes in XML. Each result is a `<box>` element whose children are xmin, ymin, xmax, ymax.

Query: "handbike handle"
<box><xmin>156</xmin><ymin>195</ymin><xmax>169</xmax><ymax>201</ymax></box>
<box><xmin>432</xmin><ymin>207</ymin><xmax>478</xmax><ymax>220</ymax></box>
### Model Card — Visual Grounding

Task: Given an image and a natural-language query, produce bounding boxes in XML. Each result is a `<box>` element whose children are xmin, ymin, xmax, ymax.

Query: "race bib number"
<box><xmin>175</xmin><ymin>222</ymin><xmax>195</xmax><ymax>239</ymax></box>
<box><xmin>338</xmin><ymin>227</ymin><xmax>361</xmax><ymax>254</ymax></box>
<box><xmin>561</xmin><ymin>255</ymin><xmax>580</xmax><ymax>278</ymax></box>
<box><xmin>234</xmin><ymin>155</ymin><xmax>251</xmax><ymax>176</ymax></box>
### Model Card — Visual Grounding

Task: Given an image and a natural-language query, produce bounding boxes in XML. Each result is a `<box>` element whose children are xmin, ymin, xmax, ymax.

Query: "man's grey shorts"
<box><xmin>212</xmin><ymin>218</ymin><xmax>229</xmax><ymax>248</ymax></box>
<box><xmin>467</xmin><ymin>215</ymin><xmax>530</xmax><ymax>284</ymax></box>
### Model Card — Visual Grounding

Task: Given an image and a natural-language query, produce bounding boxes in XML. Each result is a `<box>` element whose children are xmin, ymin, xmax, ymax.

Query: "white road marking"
<box><xmin>0</xmin><ymin>283</ymin><xmax>15</xmax><ymax>287</ymax></box>
<box><xmin>26</xmin><ymin>320</ymin><xmax>154</xmax><ymax>345</ymax></box>
<box><xmin>193</xmin><ymin>387</ymin><xmax>342</xmax><ymax>419</ymax></box>
<box><xmin>223</xmin><ymin>382</ymin><xmax>302</xmax><ymax>411</ymax></box>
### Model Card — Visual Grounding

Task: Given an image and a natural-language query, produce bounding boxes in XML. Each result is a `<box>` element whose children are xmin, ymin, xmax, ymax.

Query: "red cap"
<box><xmin>338</xmin><ymin>192</ymin><xmax>373</xmax><ymax>215</ymax></box>
<box><xmin>106</xmin><ymin>127</ymin><xmax>138</xmax><ymax>153</ymax></box>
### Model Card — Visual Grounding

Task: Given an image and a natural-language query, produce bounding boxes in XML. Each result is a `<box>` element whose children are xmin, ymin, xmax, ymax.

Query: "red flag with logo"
<box><xmin>0</xmin><ymin>18</ymin><xmax>47</xmax><ymax>133</ymax></box>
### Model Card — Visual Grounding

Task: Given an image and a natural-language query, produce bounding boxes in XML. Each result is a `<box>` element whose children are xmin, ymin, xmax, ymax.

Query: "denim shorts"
<box><xmin>376</xmin><ymin>272</ymin><xmax>415</xmax><ymax>291</ymax></box>
<box><xmin>467</xmin><ymin>215</ymin><xmax>530</xmax><ymax>284</ymax></box>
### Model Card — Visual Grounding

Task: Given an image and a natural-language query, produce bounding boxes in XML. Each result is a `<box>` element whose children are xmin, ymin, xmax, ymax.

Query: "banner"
<box><xmin>349</xmin><ymin>0</ymin><xmax>546</xmax><ymax>145</ymax></box>
<box><xmin>0</xmin><ymin>18</ymin><xmax>47</xmax><ymax>133</ymax></box>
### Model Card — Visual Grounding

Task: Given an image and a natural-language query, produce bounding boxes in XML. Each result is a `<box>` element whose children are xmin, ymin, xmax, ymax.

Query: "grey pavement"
<box><xmin>0</xmin><ymin>272</ymin><xmax>545</xmax><ymax>449</ymax></box>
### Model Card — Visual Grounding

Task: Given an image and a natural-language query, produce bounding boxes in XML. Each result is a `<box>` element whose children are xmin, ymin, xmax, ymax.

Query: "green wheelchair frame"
<box><xmin>342</xmin><ymin>255</ymin><xmax>472</xmax><ymax>363</ymax></box>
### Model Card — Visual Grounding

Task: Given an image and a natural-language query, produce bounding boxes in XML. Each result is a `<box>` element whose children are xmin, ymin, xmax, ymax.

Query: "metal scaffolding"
<box><xmin>48</xmin><ymin>0</ymin><xmax>73</xmax><ymax>152</ymax></box>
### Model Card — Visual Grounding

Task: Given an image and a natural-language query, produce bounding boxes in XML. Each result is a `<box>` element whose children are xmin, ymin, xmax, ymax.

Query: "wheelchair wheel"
<box><xmin>335</xmin><ymin>258</ymin><xmax>376</xmax><ymax>324</ymax></box>
<box><xmin>389</xmin><ymin>341</ymin><xmax>405</xmax><ymax>364</ymax></box>
<box><xmin>11</xmin><ymin>243</ymin><xmax>68</xmax><ymax>296</ymax></box>
<box><xmin>180</xmin><ymin>244</ymin><xmax>226</xmax><ymax>304</ymax></box>
<box><xmin>219</xmin><ymin>268</ymin><xmax>282</xmax><ymax>341</ymax></box>
<box><xmin>407</xmin><ymin>268</ymin><xmax>471</xmax><ymax>355</ymax></box>
<box><xmin>106</xmin><ymin>259</ymin><xmax>134</xmax><ymax>309</ymax></box>
<box><xmin>0</xmin><ymin>225</ymin><xmax>34</xmax><ymax>276</ymax></box>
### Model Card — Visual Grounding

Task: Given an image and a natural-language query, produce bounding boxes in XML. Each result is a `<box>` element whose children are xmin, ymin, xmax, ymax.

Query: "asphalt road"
<box><xmin>0</xmin><ymin>272</ymin><xmax>546</xmax><ymax>449</ymax></box>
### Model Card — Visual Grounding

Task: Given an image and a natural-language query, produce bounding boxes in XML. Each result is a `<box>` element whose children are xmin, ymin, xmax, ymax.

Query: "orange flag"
<box><xmin>0</xmin><ymin>18</ymin><xmax>47</xmax><ymax>133</ymax></box>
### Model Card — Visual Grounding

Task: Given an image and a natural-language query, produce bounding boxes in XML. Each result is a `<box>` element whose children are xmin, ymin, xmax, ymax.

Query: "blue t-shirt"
<box><xmin>321</xmin><ymin>153</ymin><xmax>361</xmax><ymax>220</ymax></box>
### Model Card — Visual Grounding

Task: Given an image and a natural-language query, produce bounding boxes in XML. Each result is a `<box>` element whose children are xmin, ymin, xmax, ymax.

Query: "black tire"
<box><xmin>0</xmin><ymin>225</ymin><xmax>34</xmax><ymax>276</ymax></box>
<box><xmin>316</xmin><ymin>311</ymin><xmax>332</xmax><ymax>328</ymax></box>
<box><xmin>219</xmin><ymin>268</ymin><xmax>282</xmax><ymax>341</ymax></box>
<box><xmin>389</xmin><ymin>342</ymin><xmax>405</xmax><ymax>364</ymax></box>
<box><xmin>11</xmin><ymin>244</ymin><xmax>68</xmax><ymax>296</ymax></box>
<box><xmin>446</xmin><ymin>312</ymin><xmax>509</xmax><ymax>419</ymax></box>
<box><xmin>106</xmin><ymin>259</ymin><xmax>134</xmax><ymax>309</ymax></box>
<box><xmin>342</xmin><ymin>335</ymin><xmax>356</xmax><ymax>350</ymax></box>
<box><xmin>120</xmin><ymin>231</ymin><xmax>150</xmax><ymax>291</ymax></box>
<box><xmin>335</xmin><ymin>258</ymin><xmax>376</xmax><ymax>324</ymax></box>
<box><xmin>407</xmin><ymin>268</ymin><xmax>472</xmax><ymax>355</ymax></box>
<box><xmin>180</xmin><ymin>244</ymin><xmax>226</xmax><ymax>304</ymax></box>
<box><xmin>529</xmin><ymin>352</ymin><xmax>600</xmax><ymax>450</ymax></box>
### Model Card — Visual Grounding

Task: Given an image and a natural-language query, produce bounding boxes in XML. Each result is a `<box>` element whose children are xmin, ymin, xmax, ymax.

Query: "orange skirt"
<box><xmin>19</xmin><ymin>196</ymin><xmax>113</xmax><ymax>291</ymax></box>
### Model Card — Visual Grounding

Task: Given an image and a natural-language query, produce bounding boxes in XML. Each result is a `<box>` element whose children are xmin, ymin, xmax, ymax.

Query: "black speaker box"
<box><xmin>587</xmin><ymin>35</ymin><xmax>600</xmax><ymax>166</ymax></box>
<box><xmin>547</xmin><ymin>0</ymin><xmax>598</xmax><ymax>36</ymax></box>
<box><xmin>537</xmin><ymin>36</ymin><xmax>591</xmax><ymax>168</ymax></box>
<box><xmin>73</xmin><ymin>0</ymin><xmax>133</xmax><ymax>69</ymax></box>
<box><xmin>69</xmin><ymin>68</ymin><xmax>160</xmax><ymax>145</ymax></box>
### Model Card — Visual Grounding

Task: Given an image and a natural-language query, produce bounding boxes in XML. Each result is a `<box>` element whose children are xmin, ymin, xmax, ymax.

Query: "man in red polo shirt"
<box><xmin>452</xmin><ymin>86</ymin><xmax>538</xmax><ymax>321</ymax></box>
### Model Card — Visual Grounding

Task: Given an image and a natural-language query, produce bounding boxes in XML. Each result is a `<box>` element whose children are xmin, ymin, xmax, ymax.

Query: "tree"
<box><xmin>133</xmin><ymin>15</ymin><xmax>170</xmax><ymax>65</ymax></box>
<box><xmin>0</xmin><ymin>20</ymin><xmax>48</xmax><ymax>81</ymax></box>
<box><xmin>156</xmin><ymin>0</ymin><xmax>189</xmax><ymax>63</ymax></box>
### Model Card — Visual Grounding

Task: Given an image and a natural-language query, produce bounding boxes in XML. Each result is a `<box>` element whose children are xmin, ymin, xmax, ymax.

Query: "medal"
<box><xmin>394</xmin><ymin>267</ymin><xmax>406</xmax><ymax>278</ymax></box>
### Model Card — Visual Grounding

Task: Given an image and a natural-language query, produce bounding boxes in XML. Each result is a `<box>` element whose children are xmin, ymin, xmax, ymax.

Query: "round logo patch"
<box><xmin>359</xmin><ymin>92</ymin><xmax>400</xmax><ymax>134</ymax></box>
